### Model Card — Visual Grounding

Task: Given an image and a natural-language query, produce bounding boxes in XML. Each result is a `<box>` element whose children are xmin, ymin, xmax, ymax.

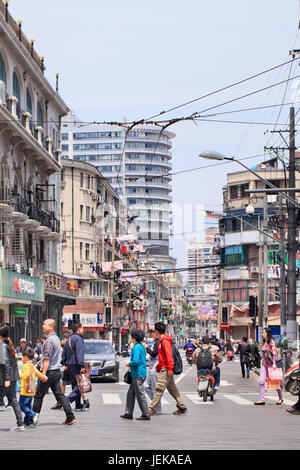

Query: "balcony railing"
<box><xmin>1</xmin><ymin>93</ymin><xmax>60</xmax><ymax>162</ymax></box>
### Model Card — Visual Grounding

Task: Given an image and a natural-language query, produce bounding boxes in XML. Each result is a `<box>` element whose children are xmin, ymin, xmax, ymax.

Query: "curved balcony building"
<box><xmin>61</xmin><ymin>112</ymin><xmax>176</xmax><ymax>268</ymax></box>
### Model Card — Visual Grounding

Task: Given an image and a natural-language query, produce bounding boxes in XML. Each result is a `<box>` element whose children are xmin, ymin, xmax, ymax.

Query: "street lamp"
<box><xmin>198</xmin><ymin>151</ymin><xmax>300</xmax><ymax>209</ymax></box>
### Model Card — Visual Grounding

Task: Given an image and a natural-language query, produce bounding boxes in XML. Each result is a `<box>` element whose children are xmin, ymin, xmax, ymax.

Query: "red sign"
<box><xmin>220</xmin><ymin>322</ymin><xmax>230</xmax><ymax>330</ymax></box>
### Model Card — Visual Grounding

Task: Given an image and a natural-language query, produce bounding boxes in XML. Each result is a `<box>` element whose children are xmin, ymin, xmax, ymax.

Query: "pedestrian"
<box><xmin>19</xmin><ymin>346</ymin><xmax>48</xmax><ymax>427</ymax></box>
<box><xmin>193</xmin><ymin>336</ymin><xmax>222</xmax><ymax>390</ymax></box>
<box><xmin>148</xmin><ymin>322</ymin><xmax>187</xmax><ymax>416</ymax></box>
<box><xmin>0</xmin><ymin>331</ymin><xmax>19</xmax><ymax>412</ymax></box>
<box><xmin>254</xmin><ymin>327</ymin><xmax>283</xmax><ymax>405</ymax></box>
<box><xmin>32</xmin><ymin>318</ymin><xmax>76</xmax><ymax>425</ymax></box>
<box><xmin>62</xmin><ymin>322</ymin><xmax>87</xmax><ymax>412</ymax></box>
<box><xmin>238</xmin><ymin>336</ymin><xmax>251</xmax><ymax>378</ymax></box>
<box><xmin>142</xmin><ymin>330</ymin><xmax>162</xmax><ymax>413</ymax></box>
<box><xmin>120</xmin><ymin>328</ymin><xmax>150</xmax><ymax>421</ymax></box>
<box><xmin>0</xmin><ymin>325</ymin><xmax>24</xmax><ymax>431</ymax></box>
<box><xmin>16</xmin><ymin>338</ymin><xmax>27</xmax><ymax>354</ymax></box>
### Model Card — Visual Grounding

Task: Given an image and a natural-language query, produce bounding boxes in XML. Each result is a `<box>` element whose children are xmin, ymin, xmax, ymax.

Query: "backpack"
<box><xmin>197</xmin><ymin>346</ymin><xmax>213</xmax><ymax>371</ymax></box>
<box><xmin>162</xmin><ymin>340</ymin><xmax>183</xmax><ymax>375</ymax></box>
<box><xmin>26</xmin><ymin>364</ymin><xmax>37</xmax><ymax>394</ymax></box>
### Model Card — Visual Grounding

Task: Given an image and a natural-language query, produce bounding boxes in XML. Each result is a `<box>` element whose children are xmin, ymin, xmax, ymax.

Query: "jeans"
<box><xmin>0</xmin><ymin>381</ymin><xmax>23</xmax><ymax>426</ymax></box>
<box><xmin>144</xmin><ymin>368</ymin><xmax>162</xmax><ymax>412</ymax></box>
<box><xmin>125</xmin><ymin>377</ymin><xmax>149</xmax><ymax>417</ymax></box>
<box><xmin>241</xmin><ymin>360</ymin><xmax>250</xmax><ymax>377</ymax></box>
<box><xmin>19</xmin><ymin>396</ymin><xmax>36</xmax><ymax>426</ymax></box>
<box><xmin>33</xmin><ymin>369</ymin><xmax>75</xmax><ymax>420</ymax></box>
<box><xmin>259</xmin><ymin>364</ymin><xmax>283</xmax><ymax>401</ymax></box>
<box><xmin>67</xmin><ymin>365</ymin><xmax>83</xmax><ymax>410</ymax></box>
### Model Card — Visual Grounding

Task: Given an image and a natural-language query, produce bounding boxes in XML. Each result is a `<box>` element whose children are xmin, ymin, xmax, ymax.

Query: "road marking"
<box><xmin>102</xmin><ymin>393</ymin><xmax>122</xmax><ymax>405</ymax></box>
<box><xmin>222</xmin><ymin>394</ymin><xmax>253</xmax><ymax>405</ymax></box>
<box><xmin>175</xmin><ymin>373</ymin><xmax>186</xmax><ymax>385</ymax></box>
<box><xmin>185</xmin><ymin>393</ymin><xmax>214</xmax><ymax>404</ymax></box>
<box><xmin>267</xmin><ymin>395</ymin><xmax>295</xmax><ymax>406</ymax></box>
<box><xmin>220</xmin><ymin>380</ymin><xmax>234</xmax><ymax>386</ymax></box>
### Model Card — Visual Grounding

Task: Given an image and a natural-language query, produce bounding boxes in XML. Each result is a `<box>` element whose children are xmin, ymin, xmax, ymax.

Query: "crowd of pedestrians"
<box><xmin>1</xmin><ymin>319</ymin><xmax>300</xmax><ymax>431</ymax></box>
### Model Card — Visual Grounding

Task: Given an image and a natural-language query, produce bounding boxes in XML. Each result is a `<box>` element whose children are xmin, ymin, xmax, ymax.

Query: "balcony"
<box><xmin>0</xmin><ymin>93</ymin><xmax>61</xmax><ymax>170</ymax></box>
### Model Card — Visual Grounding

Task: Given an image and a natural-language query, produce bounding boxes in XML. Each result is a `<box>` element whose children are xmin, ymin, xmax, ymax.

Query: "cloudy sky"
<box><xmin>8</xmin><ymin>0</ymin><xmax>300</xmax><ymax>268</ymax></box>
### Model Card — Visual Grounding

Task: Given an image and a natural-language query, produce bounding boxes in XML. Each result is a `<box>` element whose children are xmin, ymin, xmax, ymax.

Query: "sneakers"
<box><xmin>0</xmin><ymin>405</ymin><xmax>5</xmax><ymax>412</ymax></box>
<box><xmin>120</xmin><ymin>413</ymin><xmax>133</xmax><ymax>420</ymax></box>
<box><xmin>62</xmin><ymin>417</ymin><xmax>76</xmax><ymax>425</ymax></box>
<box><xmin>51</xmin><ymin>403</ymin><xmax>62</xmax><ymax>410</ymax></box>
<box><xmin>31</xmin><ymin>414</ymin><xmax>39</xmax><ymax>427</ymax></box>
<box><xmin>10</xmin><ymin>424</ymin><xmax>25</xmax><ymax>431</ymax></box>
<box><xmin>286</xmin><ymin>407</ymin><xmax>300</xmax><ymax>415</ymax></box>
<box><xmin>173</xmin><ymin>407</ymin><xmax>188</xmax><ymax>415</ymax></box>
<box><xmin>83</xmin><ymin>399</ymin><xmax>90</xmax><ymax>409</ymax></box>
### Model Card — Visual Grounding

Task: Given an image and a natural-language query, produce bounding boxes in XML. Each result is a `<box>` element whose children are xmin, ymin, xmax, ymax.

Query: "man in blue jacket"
<box><xmin>62</xmin><ymin>322</ymin><xmax>86</xmax><ymax>412</ymax></box>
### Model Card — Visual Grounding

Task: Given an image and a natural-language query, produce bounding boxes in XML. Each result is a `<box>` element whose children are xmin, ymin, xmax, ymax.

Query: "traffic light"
<box><xmin>249</xmin><ymin>296</ymin><xmax>257</xmax><ymax>317</ymax></box>
<box><xmin>105</xmin><ymin>306</ymin><xmax>112</xmax><ymax>324</ymax></box>
<box><xmin>222</xmin><ymin>307</ymin><xmax>228</xmax><ymax>323</ymax></box>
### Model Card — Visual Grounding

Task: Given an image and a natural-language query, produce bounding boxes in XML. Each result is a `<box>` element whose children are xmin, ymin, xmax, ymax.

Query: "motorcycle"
<box><xmin>285</xmin><ymin>359</ymin><xmax>300</xmax><ymax>396</ymax></box>
<box><xmin>197</xmin><ymin>371</ymin><xmax>216</xmax><ymax>402</ymax></box>
<box><xmin>227</xmin><ymin>350</ymin><xmax>234</xmax><ymax>361</ymax></box>
<box><xmin>186</xmin><ymin>348</ymin><xmax>194</xmax><ymax>366</ymax></box>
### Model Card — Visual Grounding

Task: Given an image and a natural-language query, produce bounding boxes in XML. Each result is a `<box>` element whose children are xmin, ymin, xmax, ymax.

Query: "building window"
<box><xmin>12</xmin><ymin>72</ymin><xmax>21</xmax><ymax>104</ymax></box>
<box><xmin>0</xmin><ymin>53</ymin><xmax>6</xmax><ymax>86</ymax></box>
<box><xmin>80</xmin><ymin>205</ymin><xmax>83</xmax><ymax>220</ymax></box>
<box><xmin>61</xmin><ymin>133</ymin><xmax>68</xmax><ymax>140</ymax></box>
<box><xmin>86</xmin><ymin>206</ymin><xmax>90</xmax><ymax>222</ymax></box>
<box><xmin>80</xmin><ymin>242</ymin><xmax>83</xmax><ymax>259</ymax></box>
<box><xmin>61</xmin><ymin>144</ymin><xmax>69</xmax><ymax>151</ymax></box>
<box><xmin>229</xmin><ymin>185</ymin><xmax>238</xmax><ymax>200</ymax></box>
<box><xmin>37</xmin><ymin>101</ymin><xmax>43</xmax><ymax>126</ymax></box>
<box><xmin>80</xmin><ymin>173</ymin><xmax>84</xmax><ymax>187</ymax></box>
<box><xmin>26</xmin><ymin>88</ymin><xmax>32</xmax><ymax>115</ymax></box>
<box><xmin>85</xmin><ymin>243</ymin><xmax>90</xmax><ymax>260</ymax></box>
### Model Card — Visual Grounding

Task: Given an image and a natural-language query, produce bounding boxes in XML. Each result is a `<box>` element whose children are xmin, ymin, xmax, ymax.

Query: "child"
<box><xmin>19</xmin><ymin>346</ymin><xmax>48</xmax><ymax>428</ymax></box>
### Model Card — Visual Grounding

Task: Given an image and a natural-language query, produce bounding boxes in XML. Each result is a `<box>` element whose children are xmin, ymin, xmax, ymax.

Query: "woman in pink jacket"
<box><xmin>254</xmin><ymin>328</ymin><xmax>283</xmax><ymax>405</ymax></box>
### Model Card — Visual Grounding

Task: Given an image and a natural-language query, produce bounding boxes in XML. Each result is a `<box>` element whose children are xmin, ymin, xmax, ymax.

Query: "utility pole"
<box><xmin>263</xmin><ymin>194</ymin><xmax>269</xmax><ymax>330</ymax></box>
<box><xmin>257</xmin><ymin>234</ymin><xmax>263</xmax><ymax>342</ymax></box>
<box><xmin>287</xmin><ymin>106</ymin><xmax>297</xmax><ymax>345</ymax></box>
<box><xmin>109</xmin><ymin>237</ymin><xmax>115</xmax><ymax>343</ymax></box>
<box><xmin>279</xmin><ymin>194</ymin><xmax>287</xmax><ymax>336</ymax></box>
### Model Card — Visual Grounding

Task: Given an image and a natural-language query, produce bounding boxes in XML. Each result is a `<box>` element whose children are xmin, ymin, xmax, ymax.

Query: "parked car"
<box><xmin>84</xmin><ymin>339</ymin><xmax>119</xmax><ymax>382</ymax></box>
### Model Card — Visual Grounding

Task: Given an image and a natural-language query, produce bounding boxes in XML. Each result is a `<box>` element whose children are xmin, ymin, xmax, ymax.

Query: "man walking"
<box><xmin>143</xmin><ymin>330</ymin><xmax>162</xmax><ymax>413</ymax></box>
<box><xmin>148</xmin><ymin>322</ymin><xmax>187</xmax><ymax>416</ymax></box>
<box><xmin>238</xmin><ymin>336</ymin><xmax>251</xmax><ymax>378</ymax></box>
<box><xmin>62</xmin><ymin>322</ymin><xmax>86</xmax><ymax>412</ymax></box>
<box><xmin>32</xmin><ymin>318</ymin><xmax>76</xmax><ymax>426</ymax></box>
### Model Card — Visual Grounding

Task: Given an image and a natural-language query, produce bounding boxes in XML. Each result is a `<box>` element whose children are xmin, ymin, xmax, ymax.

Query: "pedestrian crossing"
<box><xmin>91</xmin><ymin>391</ymin><xmax>296</xmax><ymax>407</ymax></box>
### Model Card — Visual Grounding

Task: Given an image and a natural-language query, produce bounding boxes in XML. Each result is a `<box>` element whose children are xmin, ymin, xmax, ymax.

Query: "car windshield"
<box><xmin>84</xmin><ymin>342</ymin><xmax>114</xmax><ymax>355</ymax></box>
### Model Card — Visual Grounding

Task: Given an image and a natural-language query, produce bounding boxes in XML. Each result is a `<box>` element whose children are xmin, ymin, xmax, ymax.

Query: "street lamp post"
<box><xmin>201</xmin><ymin>150</ymin><xmax>298</xmax><ymax>345</ymax></box>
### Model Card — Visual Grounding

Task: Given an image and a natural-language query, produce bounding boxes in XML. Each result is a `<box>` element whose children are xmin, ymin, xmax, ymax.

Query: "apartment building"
<box><xmin>0</xmin><ymin>3</ymin><xmax>78</xmax><ymax>343</ymax></box>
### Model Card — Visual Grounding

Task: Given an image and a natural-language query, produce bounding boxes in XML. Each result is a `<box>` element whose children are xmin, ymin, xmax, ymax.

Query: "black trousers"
<box><xmin>0</xmin><ymin>381</ymin><xmax>23</xmax><ymax>426</ymax></box>
<box><xmin>33</xmin><ymin>369</ymin><xmax>75</xmax><ymax>420</ymax></box>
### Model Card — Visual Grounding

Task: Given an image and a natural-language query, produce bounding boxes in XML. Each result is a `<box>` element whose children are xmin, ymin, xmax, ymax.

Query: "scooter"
<box><xmin>186</xmin><ymin>348</ymin><xmax>194</xmax><ymax>366</ymax></box>
<box><xmin>285</xmin><ymin>359</ymin><xmax>300</xmax><ymax>396</ymax></box>
<box><xmin>227</xmin><ymin>350</ymin><xmax>234</xmax><ymax>361</ymax></box>
<box><xmin>197</xmin><ymin>371</ymin><xmax>216</xmax><ymax>402</ymax></box>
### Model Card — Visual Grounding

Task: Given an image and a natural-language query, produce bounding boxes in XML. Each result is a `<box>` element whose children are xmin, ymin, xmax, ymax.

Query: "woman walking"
<box><xmin>254</xmin><ymin>327</ymin><xmax>283</xmax><ymax>405</ymax></box>
<box><xmin>120</xmin><ymin>329</ymin><xmax>150</xmax><ymax>421</ymax></box>
<box><xmin>0</xmin><ymin>325</ymin><xmax>24</xmax><ymax>430</ymax></box>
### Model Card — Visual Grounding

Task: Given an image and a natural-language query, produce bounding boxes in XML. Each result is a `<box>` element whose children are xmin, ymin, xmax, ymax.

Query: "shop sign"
<box><xmin>13</xmin><ymin>307</ymin><xmax>28</xmax><ymax>318</ymax></box>
<box><xmin>0</xmin><ymin>269</ymin><xmax>44</xmax><ymax>302</ymax></box>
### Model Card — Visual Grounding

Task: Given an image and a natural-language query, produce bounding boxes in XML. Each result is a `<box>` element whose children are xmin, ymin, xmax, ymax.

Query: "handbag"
<box><xmin>268</xmin><ymin>367</ymin><xmax>283</xmax><ymax>382</ymax></box>
<box><xmin>76</xmin><ymin>372</ymin><xmax>92</xmax><ymax>394</ymax></box>
<box><xmin>124</xmin><ymin>370</ymin><xmax>132</xmax><ymax>384</ymax></box>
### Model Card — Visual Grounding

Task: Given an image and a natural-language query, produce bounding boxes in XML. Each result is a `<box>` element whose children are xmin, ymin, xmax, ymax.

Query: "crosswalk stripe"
<box><xmin>267</xmin><ymin>396</ymin><xmax>295</xmax><ymax>406</ymax></box>
<box><xmin>222</xmin><ymin>394</ymin><xmax>253</xmax><ymax>405</ymax></box>
<box><xmin>102</xmin><ymin>393</ymin><xmax>122</xmax><ymax>405</ymax></box>
<box><xmin>185</xmin><ymin>393</ymin><xmax>214</xmax><ymax>404</ymax></box>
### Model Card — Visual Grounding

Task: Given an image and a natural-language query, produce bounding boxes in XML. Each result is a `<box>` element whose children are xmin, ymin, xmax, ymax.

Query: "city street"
<box><xmin>0</xmin><ymin>353</ymin><xmax>299</xmax><ymax>451</ymax></box>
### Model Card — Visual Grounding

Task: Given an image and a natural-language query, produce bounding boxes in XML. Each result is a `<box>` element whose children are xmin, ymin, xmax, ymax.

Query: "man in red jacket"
<box><xmin>148</xmin><ymin>322</ymin><xmax>187</xmax><ymax>416</ymax></box>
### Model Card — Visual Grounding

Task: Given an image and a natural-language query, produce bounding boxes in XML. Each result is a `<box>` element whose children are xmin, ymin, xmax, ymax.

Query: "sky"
<box><xmin>8</xmin><ymin>0</ymin><xmax>300</xmax><ymax>269</ymax></box>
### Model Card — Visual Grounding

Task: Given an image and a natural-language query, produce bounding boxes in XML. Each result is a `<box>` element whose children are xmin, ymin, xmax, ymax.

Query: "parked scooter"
<box><xmin>285</xmin><ymin>359</ymin><xmax>300</xmax><ymax>396</ymax></box>
<box><xmin>197</xmin><ymin>371</ymin><xmax>216</xmax><ymax>402</ymax></box>
<box><xmin>186</xmin><ymin>348</ymin><xmax>194</xmax><ymax>366</ymax></box>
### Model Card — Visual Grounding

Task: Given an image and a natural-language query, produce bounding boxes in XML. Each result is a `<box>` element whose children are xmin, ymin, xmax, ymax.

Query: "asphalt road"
<box><xmin>0</xmin><ymin>353</ymin><xmax>299</xmax><ymax>450</ymax></box>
